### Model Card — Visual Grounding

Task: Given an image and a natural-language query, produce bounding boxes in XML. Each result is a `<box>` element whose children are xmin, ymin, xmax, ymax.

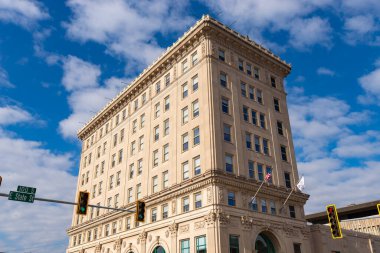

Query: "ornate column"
<box><xmin>168</xmin><ymin>222</ymin><xmax>179</xmax><ymax>252</ymax></box>
<box><xmin>204</xmin><ymin>211</ymin><xmax>217</xmax><ymax>252</ymax></box>
<box><xmin>114</xmin><ymin>239</ymin><xmax>122</xmax><ymax>253</ymax></box>
<box><xmin>138</xmin><ymin>230</ymin><xmax>148</xmax><ymax>253</ymax></box>
<box><xmin>241</xmin><ymin>216</ymin><xmax>253</xmax><ymax>252</ymax></box>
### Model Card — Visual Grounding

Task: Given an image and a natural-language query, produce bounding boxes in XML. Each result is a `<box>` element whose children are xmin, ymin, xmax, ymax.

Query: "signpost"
<box><xmin>8</xmin><ymin>191</ymin><xmax>35</xmax><ymax>203</ymax></box>
<box><xmin>17</xmin><ymin>185</ymin><xmax>36</xmax><ymax>194</ymax></box>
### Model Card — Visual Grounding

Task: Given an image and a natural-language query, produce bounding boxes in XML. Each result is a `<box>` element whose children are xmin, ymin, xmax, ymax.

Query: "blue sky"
<box><xmin>0</xmin><ymin>0</ymin><xmax>379</xmax><ymax>252</ymax></box>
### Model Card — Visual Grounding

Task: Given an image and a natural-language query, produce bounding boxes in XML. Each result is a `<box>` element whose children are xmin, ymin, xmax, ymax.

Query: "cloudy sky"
<box><xmin>0</xmin><ymin>0</ymin><xmax>379</xmax><ymax>252</ymax></box>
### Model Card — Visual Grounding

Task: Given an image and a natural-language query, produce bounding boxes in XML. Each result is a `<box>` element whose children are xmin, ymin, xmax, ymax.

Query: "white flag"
<box><xmin>249</xmin><ymin>196</ymin><xmax>256</xmax><ymax>204</ymax></box>
<box><xmin>297</xmin><ymin>176</ymin><xmax>305</xmax><ymax>191</ymax></box>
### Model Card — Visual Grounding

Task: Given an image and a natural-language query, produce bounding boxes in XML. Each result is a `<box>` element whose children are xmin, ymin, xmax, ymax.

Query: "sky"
<box><xmin>0</xmin><ymin>0</ymin><xmax>379</xmax><ymax>252</ymax></box>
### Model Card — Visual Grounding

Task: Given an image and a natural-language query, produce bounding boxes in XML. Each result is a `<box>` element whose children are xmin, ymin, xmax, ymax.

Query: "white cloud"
<box><xmin>343</xmin><ymin>15</ymin><xmax>379</xmax><ymax>45</ymax></box>
<box><xmin>358</xmin><ymin>67</ymin><xmax>380</xmax><ymax>105</ymax></box>
<box><xmin>0</xmin><ymin>105</ymin><xmax>33</xmax><ymax>125</ymax></box>
<box><xmin>0</xmin><ymin>66</ymin><xmax>15</xmax><ymax>88</ymax></box>
<box><xmin>317</xmin><ymin>67</ymin><xmax>335</xmax><ymax>76</ymax></box>
<box><xmin>59</xmin><ymin>56</ymin><xmax>132</xmax><ymax>139</ymax></box>
<box><xmin>64</xmin><ymin>0</ymin><xmax>195</xmax><ymax>70</ymax></box>
<box><xmin>333</xmin><ymin>131</ymin><xmax>380</xmax><ymax>158</ymax></box>
<box><xmin>0</xmin><ymin>0</ymin><xmax>48</xmax><ymax>28</ymax></box>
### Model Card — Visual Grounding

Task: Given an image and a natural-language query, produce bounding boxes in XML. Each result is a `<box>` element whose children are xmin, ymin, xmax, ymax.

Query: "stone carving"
<box><xmin>114</xmin><ymin>239</ymin><xmax>122</xmax><ymax>252</ymax></box>
<box><xmin>169</xmin><ymin>222</ymin><xmax>179</xmax><ymax>236</ymax></box>
<box><xmin>207</xmin><ymin>187</ymin><xmax>212</xmax><ymax>204</ymax></box>
<box><xmin>79</xmin><ymin>249</ymin><xmax>85</xmax><ymax>253</ymax></box>
<box><xmin>179</xmin><ymin>224</ymin><xmax>190</xmax><ymax>233</ymax></box>
<box><xmin>195</xmin><ymin>221</ymin><xmax>205</xmax><ymax>229</ymax></box>
<box><xmin>95</xmin><ymin>245</ymin><xmax>102</xmax><ymax>253</ymax></box>
<box><xmin>202</xmin><ymin>42</ymin><xmax>206</xmax><ymax>56</ymax></box>
<box><xmin>218</xmin><ymin>188</ymin><xmax>224</xmax><ymax>203</ymax></box>
<box><xmin>172</xmin><ymin>200</ymin><xmax>176</xmax><ymax>214</ymax></box>
<box><xmin>217</xmin><ymin>211</ymin><xmax>230</xmax><ymax>225</ymax></box>
<box><xmin>165</xmin><ymin>230</ymin><xmax>169</xmax><ymax>238</ymax></box>
<box><xmin>149</xmin><ymin>234</ymin><xmax>152</xmax><ymax>242</ymax></box>
<box><xmin>241</xmin><ymin>215</ymin><xmax>253</xmax><ymax>230</ymax></box>
<box><xmin>204</xmin><ymin>211</ymin><xmax>217</xmax><ymax>226</ymax></box>
<box><xmin>283</xmin><ymin>224</ymin><xmax>299</xmax><ymax>237</ymax></box>
<box><xmin>137</xmin><ymin>230</ymin><xmax>148</xmax><ymax>244</ymax></box>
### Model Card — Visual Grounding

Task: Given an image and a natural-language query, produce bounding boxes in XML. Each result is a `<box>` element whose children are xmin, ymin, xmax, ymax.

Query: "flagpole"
<box><xmin>281</xmin><ymin>175</ymin><xmax>303</xmax><ymax>210</ymax></box>
<box><xmin>250</xmin><ymin>180</ymin><xmax>266</xmax><ymax>203</ymax></box>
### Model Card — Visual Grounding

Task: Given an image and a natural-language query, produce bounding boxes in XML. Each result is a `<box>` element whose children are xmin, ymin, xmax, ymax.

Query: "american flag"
<box><xmin>265</xmin><ymin>173</ymin><xmax>272</xmax><ymax>181</ymax></box>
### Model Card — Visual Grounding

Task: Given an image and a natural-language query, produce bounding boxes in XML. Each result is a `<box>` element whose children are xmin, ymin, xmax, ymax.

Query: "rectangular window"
<box><xmin>243</xmin><ymin>106</ymin><xmax>249</xmax><ymax>122</ymax></box>
<box><xmin>181</xmin><ymin>239</ymin><xmax>190</xmax><ymax>253</ymax></box>
<box><xmin>182</xmin><ymin>161</ymin><xmax>189</xmax><ymax>180</ymax></box>
<box><xmin>140</xmin><ymin>113</ymin><xmax>145</xmax><ymax>128</ymax></box>
<box><xmin>138</xmin><ymin>159</ymin><xmax>143</xmax><ymax>175</ymax></box>
<box><xmin>259</xmin><ymin>113</ymin><xmax>266</xmax><ymax>129</ymax></box>
<box><xmin>131</xmin><ymin>141</ymin><xmax>136</xmax><ymax>155</ymax></box>
<box><xmin>248</xmin><ymin>160</ymin><xmax>254</xmax><ymax>179</ymax></box>
<box><xmin>241</xmin><ymin>82</ymin><xmax>247</xmax><ymax>97</ymax></box>
<box><xmin>251</xmin><ymin>198</ymin><xmax>258</xmax><ymax>211</ymax></box>
<box><xmin>164</xmin><ymin>119</ymin><xmax>169</xmax><ymax>136</ymax></box>
<box><xmin>98</xmin><ymin>182</ymin><xmax>102</xmax><ymax>195</ymax></box>
<box><xmin>229</xmin><ymin>235</ymin><xmax>239</xmax><ymax>253</ymax></box>
<box><xmin>194</xmin><ymin>156</ymin><xmax>201</xmax><ymax>175</ymax></box>
<box><xmin>93</xmin><ymin>228</ymin><xmax>98</xmax><ymax>240</ymax></box>
<box><xmin>152</xmin><ymin>176</ymin><xmax>158</xmax><ymax>193</ymax></box>
<box><xmin>116</xmin><ymin>171</ymin><xmax>121</xmax><ymax>186</ymax></box>
<box><xmin>122</xmin><ymin>109</ymin><xmax>126</xmax><ymax>120</ymax></box>
<box><xmin>254</xmin><ymin>67</ymin><xmax>260</xmax><ymax>79</ymax></box>
<box><xmin>162</xmin><ymin>204</ymin><xmax>169</xmax><ymax>219</ymax></box>
<box><xmin>154</xmin><ymin>125</ymin><xmax>159</xmax><ymax>141</ymax></box>
<box><xmin>195</xmin><ymin>192</ymin><xmax>202</xmax><ymax>209</ymax></box>
<box><xmin>258</xmin><ymin>164</ymin><xmax>263</xmax><ymax>181</ymax></box>
<box><xmin>192</xmin><ymin>51</ymin><xmax>198</xmax><ymax>65</ymax></box>
<box><xmin>274</xmin><ymin>98</ymin><xmax>280</xmax><ymax>112</ymax></box>
<box><xmin>97</xmin><ymin>146</ymin><xmax>101</xmax><ymax>158</ymax></box>
<box><xmin>129</xmin><ymin>163</ymin><xmax>134</xmax><ymax>179</ymax></box>
<box><xmin>136</xmin><ymin>183</ymin><xmax>141</xmax><ymax>199</ymax></box>
<box><xmin>103</xmin><ymin>142</ymin><xmax>107</xmax><ymax>155</ymax></box>
<box><xmin>139</xmin><ymin>135</ymin><xmax>144</xmax><ymax>151</ymax></box>
<box><xmin>182</xmin><ymin>133</ymin><xmax>189</xmax><ymax>151</ymax></box>
<box><xmin>192</xmin><ymin>75</ymin><xmax>199</xmax><ymax>91</ymax></box>
<box><xmin>277</xmin><ymin>121</ymin><xmax>284</xmax><ymax>135</ymax></box>
<box><xmin>293</xmin><ymin>243</ymin><xmax>301</xmax><ymax>253</ymax></box>
<box><xmin>134</xmin><ymin>99</ymin><xmax>138</xmax><ymax>111</ymax></box>
<box><xmin>270</xmin><ymin>200</ymin><xmax>276</xmax><ymax>215</ymax></box>
<box><xmin>194</xmin><ymin>236</ymin><xmax>206</xmax><ymax>253</ymax></box>
<box><xmin>254</xmin><ymin>135</ymin><xmax>261</xmax><ymax>153</ymax></box>
<box><xmin>263</xmin><ymin>139</ymin><xmax>269</xmax><ymax>155</ymax></box>
<box><xmin>126</xmin><ymin>217</ymin><xmax>131</xmax><ymax>230</ymax></box>
<box><xmin>219</xmin><ymin>49</ymin><xmax>225</xmax><ymax>61</ymax></box>
<box><xmin>114</xmin><ymin>193</ymin><xmax>119</xmax><ymax>208</ymax></box>
<box><xmin>164</xmin><ymin>96</ymin><xmax>170</xmax><ymax>111</ymax></box>
<box><xmin>289</xmin><ymin>205</ymin><xmax>296</xmax><ymax>218</ymax></box>
<box><xmin>222</xmin><ymin>98</ymin><xmax>229</xmax><ymax>114</ymax></box>
<box><xmin>105</xmin><ymin>225</ymin><xmax>110</xmax><ymax>236</ymax></box>
<box><xmin>251</xmin><ymin>110</ymin><xmax>257</xmax><ymax>125</ymax></box>
<box><xmin>163</xmin><ymin>144</ymin><xmax>169</xmax><ymax>162</ymax></box>
<box><xmin>118</xmin><ymin>149</ymin><xmax>123</xmax><ymax>163</ymax></box>
<box><xmin>163</xmin><ymin>171</ymin><xmax>169</xmax><ymax>189</ymax></box>
<box><xmin>261</xmin><ymin>199</ymin><xmax>267</xmax><ymax>213</ymax></box>
<box><xmin>156</xmin><ymin>81</ymin><xmax>161</xmax><ymax>94</ymax></box>
<box><xmin>132</xmin><ymin>119</ymin><xmax>137</xmax><ymax>133</ymax></box>
<box><xmin>193</xmin><ymin>127</ymin><xmax>200</xmax><ymax>145</ymax></box>
<box><xmin>111</xmin><ymin>154</ymin><xmax>116</xmax><ymax>167</ymax></box>
<box><xmin>182</xmin><ymin>82</ymin><xmax>188</xmax><ymax>98</ymax></box>
<box><xmin>183</xmin><ymin>196</ymin><xmax>190</xmax><ymax>212</ymax></box>
<box><xmin>113</xmin><ymin>134</ymin><xmax>118</xmax><ymax>147</ymax></box>
<box><xmin>153</xmin><ymin>150</ymin><xmax>159</xmax><ymax>167</ymax></box>
<box><xmin>246</xmin><ymin>63</ymin><xmax>252</xmax><ymax>75</ymax></box>
<box><xmin>281</xmin><ymin>145</ymin><xmax>288</xmax><ymax>161</ymax></box>
<box><xmin>257</xmin><ymin>89</ymin><xmax>263</xmax><ymax>104</ymax></box>
<box><xmin>165</xmin><ymin>73</ymin><xmax>170</xmax><ymax>86</ymax></box>
<box><xmin>249</xmin><ymin>86</ymin><xmax>254</xmax><ymax>100</ymax></box>
<box><xmin>228</xmin><ymin>192</ymin><xmax>235</xmax><ymax>206</ymax></box>
<box><xmin>151</xmin><ymin>207</ymin><xmax>157</xmax><ymax>222</ymax></box>
<box><xmin>182</xmin><ymin>106</ymin><xmax>189</xmax><ymax>124</ymax></box>
<box><xmin>128</xmin><ymin>188</ymin><xmax>133</xmax><ymax>203</ymax></box>
<box><xmin>238</xmin><ymin>59</ymin><xmax>244</xmax><ymax>71</ymax></box>
<box><xmin>92</xmin><ymin>185</ymin><xmax>96</xmax><ymax>198</ymax></box>
<box><xmin>120</xmin><ymin>129</ymin><xmax>124</xmax><ymax>142</ymax></box>
<box><xmin>182</xmin><ymin>59</ymin><xmax>188</xmax><ymax>73</ymax></box>
<box><xmin>245</xmin><ymin>132</ymin><xmax>252</xmax><ymax>149</ymax></box>
<box><xmin>220</xmin><ymin>72</ymin><xmax>227</xmax><ymax>87</ymax></box>
<box><xmin>284</xmin><ymin>172</ymin><xmax>291</xmax><ymax>188</ymax></box>
<box><xmin>192</xmin><ymin>100</ymin><xmax>199</xmax><ymax>118</ymax></box>
<box><xmin>155</xmin><ymin>103</ymin><xmax>160</xmax><ymax>118</ymax></box>
<box><xmin>225</xmin><ymin>154</ymin><xmax>233</xmax><ymax>173</ymax></box>
<box><xmin>223</xmin><ymin>124</ymin><xmax>232</xmax><ymax>142</ymax></box>
<box><xmin>266</xmin><ymin>166</ymin><xmax>273</xmax><ymax>183</ymax></box>
<box><xmin>107</xmin><ymin>197</ymin><xmax>112</xmax><ymax>208</ymax></box>
<box><xmin>271</xmin><ymin>76</ymin><xmax>277</xmax><ymax>88</ymax></box>
<box><xmin>142</xmin><ymin>93</ymin><xmax>146</xmax><ymax>105</ymax></box>
<box><xmin>109</xmin><ymin>175</ymin><xmax>114</xmax><ymax>189</ymax></box>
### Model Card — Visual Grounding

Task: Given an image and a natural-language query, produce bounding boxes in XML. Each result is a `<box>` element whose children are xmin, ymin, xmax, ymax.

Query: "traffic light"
<box><xmin>377</xmin><ymin>204</ymin><xmax>380</xmax><ymax>215</ymax></box>
<box><xmin>326</xmin><ymin>204</ymin><xmax>343</xmax><ymax>239</ymax></box>
<box><xmin>77</xmin><ymin>191</ymin><xmax>89</xmax><ymax>215</ymax></box>
<box><xmin>136</xmin><ymin>200</ymin><xmax>145</xmax><ymax>222</ymax></box>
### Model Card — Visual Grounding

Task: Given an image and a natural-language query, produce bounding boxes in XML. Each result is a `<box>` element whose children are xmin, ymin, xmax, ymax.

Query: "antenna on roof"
<box><xmin>227</xmin><ymin>19</ymin><xmax>238</xmax><ymax>27</ymax></box>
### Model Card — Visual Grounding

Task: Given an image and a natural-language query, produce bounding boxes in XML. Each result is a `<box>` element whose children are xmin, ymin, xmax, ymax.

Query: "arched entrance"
<box><xmin>255</xmin><ymin>233</ymin><xmax>276</xmax><ymax>253</ymax></box>
<box><xmin>152</xmin><ymin>246</ymin><xmax>165</xmax><ymax>253</ymax></box>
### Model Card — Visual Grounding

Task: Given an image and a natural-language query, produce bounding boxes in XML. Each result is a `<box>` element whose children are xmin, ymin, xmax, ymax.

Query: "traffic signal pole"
<box><xmin>0</xmin><ymin>192</ymin><xmax>135</xmax><ymax>213</ymax></box>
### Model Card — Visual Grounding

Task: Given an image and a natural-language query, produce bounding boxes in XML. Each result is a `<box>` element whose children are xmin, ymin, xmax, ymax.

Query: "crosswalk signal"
<box><xmin>77</xmin><ymin>191</ymin><xmax>89</xmax><ymax>215</ymax></box>
<box><xmin>136</xmin><ymin>200</ymin><xmax>145</xmax><ymax>222</ymax></box>
<box><xmin>326</xmin><ymin>204</ymin><xmax>343</xmax><ymax>239</ymax></box>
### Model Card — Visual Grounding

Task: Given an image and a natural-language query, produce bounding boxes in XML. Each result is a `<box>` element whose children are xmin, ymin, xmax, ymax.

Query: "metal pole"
<box><xmin>250</xmin><ymin>180</ymin><xmax>265</xmax><ymax>203</ymax></box>
<box><xmin>0</xmin><ymin>192</ymin><xmax>135</xmax><ymax>213</ymax></box>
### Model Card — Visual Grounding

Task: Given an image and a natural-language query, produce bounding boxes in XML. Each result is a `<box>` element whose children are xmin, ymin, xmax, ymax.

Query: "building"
<box><xmin>66</xmin><ymin>15</ymin><xmax>380</xmax><ymax>253</ymax></box>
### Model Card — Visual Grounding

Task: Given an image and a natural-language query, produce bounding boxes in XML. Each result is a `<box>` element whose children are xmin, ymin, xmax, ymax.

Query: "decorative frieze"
<box><xmin>168</xmin><ymin>222</ymin><xmax>179</xmax><ymax>237</ymax></box>
<box><xmin>137</xmin><ymin>230</ymin><xmax>148</xmax><ymax>244</ymax></box>
<box><xmin>204</xmin><ymin>211</ymin><xmax>217</xmax><ymax>226</ymax></box>
<box><xmin>241</xmin><ymin>215</ymin><xmax>253</xmax><ymax>230</ymax></box>
<box><xmin>207</xmin><ymin>187</ymin><xmax>212</xmax><ymax>204</ymax></box>
<box><xmin>179</xmin><ymin>224</ymin><xmax>190</xmax><ymax>234</ymax></box>
<box><xmin>195</xmin><ymin>221</ymin><xmax>206</xmax><ymax>229</ymax></box>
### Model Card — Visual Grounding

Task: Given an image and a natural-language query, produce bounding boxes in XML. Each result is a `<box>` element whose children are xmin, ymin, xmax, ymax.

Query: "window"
<box><xmin>140</xmin><ymin>114</ymin><xmax>145</xmax><ymax>128</ymax></box>
<box><xmin>99</xmin><ymin>128</ymin><xmax>103</xmax><ymax>138</ymax></box>
<box><xmin>182</xmin><ymin>59</ymin><xmax>188</xmax><ymax>73</ymax></box>
<box><xmin>182</xmin><ymin>161</ymin><xmax>189</xmax><ymax>180</ymax></box>
<box><xmin>251</xmin><ymin>198</ymin><xmax>258</xmax><ymax>211</ymax></box>
<box><xmin>93</xmin><ymin>228</ymin><xmax>98</xmax><ymax>240</ymax></box>
<box><xmin>241</xmin><ymin>82</ymin><xmax>246</xmax><ymax>96</ymax></box>
<box><xmin>120</xmin><ymin>129</ymin><xmax>124</xmax><ymax>142</ymax></box>
<box><xmin>154</xmin><ymin>125</ymin><xmax>159</xmax><ymax>141</ymax></box>
<box><xmin>112</xmin><ymin>222</ymin><xmax>117</xmax><ymax>234</ymax></box>
<box><xmin>246</xmin><ymin>63</ymin><xmax>252</xmax><ymax>75</ymax></box>
<box><xmin>78</xmin><ymin>234</ymin><xmax>82</xmax><ymax>244</ymax></box>
<box><xmin>192</xmin><ymin>100</ymin><xmax>199</xmax><ymax>118</ymax></box>
<box><xmin>277</xmin><ymin>121</ymin><xmax>284</xmax><ymax>135</ymax></box>
<box><xmin>270</xmin><ymin>200</ymin><xmax>276</xmax><ymax>215</ymax></box>
<box><xmin>98</xmin><ymin>182</ymin><xmax>102</xmax><ymax>195</ymax></box>
<box><xmin>105</xmin><ymin>123</ymin><xmax>109</xmax><ymax>133</ymax></box>
<box><xmin>165</xmin><ymin>73</ymin><xmax>170</xmax><ymax>86</ymax></box>
<box><xmin>96</xmin><ymin>203</ymin><xmax>100</xmax><ymax>216</ymax></box>
<box><xmin>225</xmin><ymin>154</ymin><xmax>233</xmax><ymax>173</ymax></box>
<box><xmin>139</xmin><ymin>135</ymin><xmax>144</xmax><ymax>151</ymax></box>
<box><xmin>183</xmin><ymin>196</ymin><xmax>190</xmax><ymax>212</ymax></box>
<box><xmin>127</xmin><ymin>188</ymin><xmax>133</xmax><ymax>203</ymax></box>
<box><xmin>164</xmin><ymin>119</ymin><xmax>169</xmax><ymax>136</ymax></box>
<box><xmin>162</xmin><ymin>204</ymin><xmax>169</xmax><ymax>219</ymax></box>
<box><xmin>113</xmin><ymin>134</ymin><xmax>118</xmax><ymax>147</ymax></box>
<box><xmin>164</xmin><ymin>96</ymin><xmax>170</xmax><ymax>111</ymax></box>
<box><xmin>274</xmin><ymin>98</ymin><xmax>280</xmax><ymax>112</ymax></box>
<box><xmin>289</xmin><ymin>205</ymin><xmax>296</xmax><ymax>218</ymax></box>
<box><xmin>251</xmin><ymin>110</ymin><xmax>257</xmax><ymax>125</ymax></box>
<box><xmin>182</xmin><ymin>106</ymin><xmax>189</xmax><ymax>124</ymax></box>
<box><xmin>255</xmin><ymin>89</ymin><xmax>263</xmax><ymax>105</ymax></box>
<box><xmin>137</xmin><ymin>159</ymin><xmax>143</xmax><ymax>175</ymax></box>
<box><xmin>271</xmin><ymin>76</ymin><xmax>276</xmax><ymax>88</ymax></box>
<box><xmin>192</xmin><ymin>51</ymin><xmax>198</xmax><ymax>65</ymax></box>
<box><xmin>104</xmin><ymin>224</ymin><xmax>110</xmax><ymax>236</ymax></box>
<box><xmin>95</xmin><ymin>165</ymin><xmax>99</xmax><ymax>178</ymax></box>
<box><xmin>116</xmin><ymin>171</ymin><xmax>121</xmax><ymax>186</ymax></box>
<box><xmin>131</xmin><ymin>141</ymin><xmax>136</xmax><ymax>155</ymax></box>
<box><xmin>281</xmin><ymin>145</ymin><xmax>288</xmax><ymax>161</ymax></box>
<box><xmin>249</xmin><ymin>86</ymin><xmax>254</xmax><ymax>100</ymax></box>
<box><xmin>194</xmin><ymin>156</ymin><xmax>201</xmax><ymax>175</ymax></box>
<box><xmin>97</xmin><ymin>146</ymin><xmax>101</xmax><ymax>158</ymax></box>
<box><xmin>92</xmin><ymin>185</ymin><xmax>96</xmax><ymax>198</ymax></box>
<box><xmin>263</xmin><ymin>139</ymin><xmax>269</xmax><ymax>155</ymax></box>
<box><xmin>153</xmin><ymin>150</ymin><xmax>159</xmax><ymax>167</ymax></box>
<box><xmin>243</xmin><ymin>106</ymin><xmax>249</xmax><ymax>121</ymax></box>
<box><xmin>266</xmin><ymin>166</ymin><xmax>273</xmax><ymax>183</ymax></box>
<box><xmin>107</xmin><ymin>197</ymin><xmax>112</xmax><ymax>209</ymax></box>
<box><xmin>73</xmin><ymin>236</ymin><xmax>76</xmax><ymax>246</ymax></box>
<box><xmin>182</xmin><ymin>133</ymin><xmax>189</xmax><ymax>151</ymax></box>
<box><xmin>86</xmin><ymin>171</ymin><xmax>89</xmax><ymax>183</ymax></box>
<box><xmin>181</xmin><ymin>239</ymin><xmax>190</xmax><ymax>253</ymax></box>
<box><xmin>193</xmin><ymin>127</ymin><xmax>200</xmax><ymax>145</ymax></box>
<box><xmin>118</xmin><ymin>149</ymin><xmax>123</xmax><ymax>163</ymax></box>
<box><xmin>136</xmin><ymin>183</ymin><xmax>141</xmax><ymax>199</ymax></box>
<box><xmin>103</xmin><ymin>142</ymin><xmax>107</xmax><ymax>155</ymax></box>
<box><xmin>151</xmin><ymin>207</ymin><xmax>157</xmax><ymax>222</ymax></box>
<box><xmin>182</xmin><ymin>82</ymin><xmax>188</xmax><ymax>98</ymax></box>
<box><xmin>114</xmin><ymin>194</ymin><xmax>119</xmax><ymax>208</ymax></box>
<box><xmin>254</xmin><ymin>67</ymin><xmax>260</xmax><ymax>79</ymax></box>
<box><xmin>284</xmin><ymin>172</ymin><xmax>291</xmax><ymax>188</ymax></box>
<box><xmin>254</xmin><ymin>135</ymin><xmax>261</xmax><ymax>152</ymax></box>
<box><xmin>261</xmin><ymin>199</ymin><xmax>267</xmax><ymax>213</ymax></box>
<box><xmin>248</xmin><ymin>160</ymin><xmax>254</xmax><ymax>179</ymax></box>
<box><xmin>258</xmin><ymin>164</ymin><xmax>263</xmax><ymax>181</ymax></box>
<box><xmin>195</xmin><ymin>192</ymin><xmax>202</xmax><ymax>209</ymax></box>
<box><xmin>122</xmin><ymin>109</ymin><xmax>126</xmax><ymax>120</ymax></box>
<box><xmin>152</xmin><ymin>176</ymin><xmax>158</xmax><ymax>193</ymax></box>
<box><xmin>222</xmin><ymin>98</ymin><xmax>229</xmax><ymax>114</ymax></box>
<box><xmin>132</xmin><ymin>119</ymin><xmax>137</xmax><ymax>133</ymax></box>
<box><xmin>126</xmin><ymin>217</ymin><xmax>131</xmax><ymax>230</ymax></box>
<box><xmin>245</xmin><ymin>132</ymin><xmax>252</xmax><ymax>149</ymax></box>
<box><xmin>219</xmin><ymin>49</ymin><xmax>225</xmax><ymax>61</ymax></box>
<box><xmin>142</xmin><ymin>93</ymin><xmax>147</xmax><ymax>105</ymax></box>
<box><xmin>229</xmin><ymin>235</ymin><xmax>239</xmax><ymax>253</ymax></box>
<box><xmin>293</xmin><ymin>243</ymin><xmax>301</xmax><ymax>253</ymax></box>
<box><xmin>223</xmin><ymin>124</ymin><xmax>232</xmax><ymax>142</ymax></box>
<box><xmin>228</xmin><ymin>192</ymin><xmax>235</xmax><ymax>206</ymax></box>
<box><xmin>155</xmin><ymin>81</ymin><xmax>161</xmax><ymax>94</ymax></box>
<box><xmin>109</xmin><ymin>175</ymin><xmax>114</xmax><ymax>189</ymax></box>
<box><xmin>129</xmin><ymin>163</ymin><xmax>134</xmax><ymax>179</ymax></box>
<box><xmin>192</xmin><ymin>75</ymin><xmax>198</xmax><ymax>91</ymax></box>
<box><xmin>220</xmin><ymin>72</ymin><xmax>227</xmax><ymax>87</ymax></box>
<box><xmin>111</xmin><ymin>154</ymin><xmax>116</xmax><ymax>167</ymax></box>
<box><xmin>163</xmin><ymin>171</ymin><xmax>169</xmax><ymax>188</ymax></box>
<box><xmin>259</xmin><ymin>113</ymin><xmax>266</xmax><ymax>129</ymax></box>
<box><xmin>238</xmin><ymin>59</ymin><xmax>244</xmax><ymax>71</ymax></box>
<box><xmin>163</xmin><ymin>144</ymin><xmax>169</xmax><ymax>161</ymax></box>
<box><xmin>134</xmin><ymin>99</ymin><xmax>139</xmax><ymax>111</ymax></box>
<box><xmin>154</xmin><ymin>103</ymin><xmax>160</xmax><ymax>118</ymax></box>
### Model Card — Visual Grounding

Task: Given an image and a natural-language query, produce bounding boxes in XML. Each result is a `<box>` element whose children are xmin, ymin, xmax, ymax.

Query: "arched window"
<box><xmin>255</xmin><ymin>233</ymin><xmax>276</xmax><ymax>253</ymax></box>
<box><xmin>152</xmin><ymin>246</ymin><xmax>165</xmax><ymax>253</ymax></box>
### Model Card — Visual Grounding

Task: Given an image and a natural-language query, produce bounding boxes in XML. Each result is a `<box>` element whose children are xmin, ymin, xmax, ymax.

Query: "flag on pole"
<box><xmin>297</xmin><ymin>176</ymin><xmax>305</xmax><ymax>191</ymax></box>
<box><xmin>265</xmin><ymin>173</ymin><xmax>272</xmax><ymax>182</ymax></box>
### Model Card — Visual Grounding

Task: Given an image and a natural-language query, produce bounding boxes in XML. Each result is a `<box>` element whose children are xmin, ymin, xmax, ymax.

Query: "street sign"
<box><xmin>17</xmin><ymin>185</ymin><xmax>36</xmax><ymax>194</ymax></box>
<box><xmin>8</xmin><ymin>191</ymin><xmax>35</xmax><ymax>203</ymax></box>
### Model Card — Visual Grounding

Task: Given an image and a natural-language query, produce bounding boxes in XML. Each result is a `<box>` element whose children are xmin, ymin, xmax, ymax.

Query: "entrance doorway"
<box><xmin>255</xmin><ymin>233</ymin><xmax>276</xmax><ymax>253</ymax></box>
<box><xmin>152</xmin><ymin>246</ymin><xmax>166</xmax><ymax>253</ymax></box>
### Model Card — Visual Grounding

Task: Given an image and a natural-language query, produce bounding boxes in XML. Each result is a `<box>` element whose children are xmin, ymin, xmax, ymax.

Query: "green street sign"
<box><xmin>8</xmin><ymin>191</ymin><xmax>34</xmax><ymax>203</ymax></box>
<box><xmin>17</xmin><ymin>185</ymin><xmax>36</xmax><ymax>194</ymax></box>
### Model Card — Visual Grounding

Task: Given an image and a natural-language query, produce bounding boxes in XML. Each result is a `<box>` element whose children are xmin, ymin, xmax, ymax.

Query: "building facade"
<box><xmin>66</xmin><ymin>16</ymin><xmax>380</xmax><ymax>253</ymax></box>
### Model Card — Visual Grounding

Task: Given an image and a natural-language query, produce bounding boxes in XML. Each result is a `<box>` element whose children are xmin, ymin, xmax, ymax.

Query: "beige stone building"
<box><xmin>340</xmin><ymin>216</ymin><xmax>380</xmax><ymax>236</ymax></box>
<box><xmin>66</xmin><ymin>15</ymin><xmax>380</xmax><ymax>253</ymax></box>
